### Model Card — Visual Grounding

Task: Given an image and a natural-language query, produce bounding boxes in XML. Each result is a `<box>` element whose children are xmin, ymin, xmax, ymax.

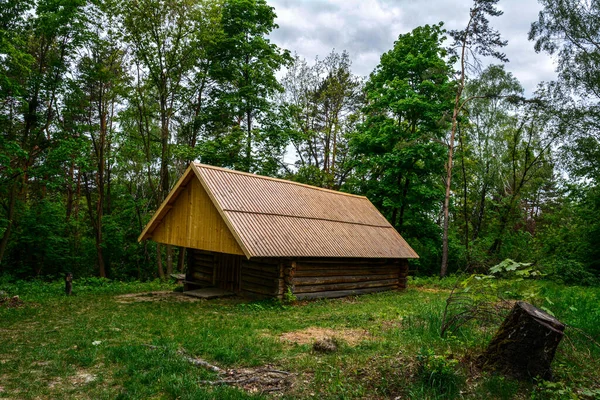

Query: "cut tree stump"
<box><xmin>478</xmin><ymin>301</ymin><xmax>565</xmax><ymax>380</ymax></box>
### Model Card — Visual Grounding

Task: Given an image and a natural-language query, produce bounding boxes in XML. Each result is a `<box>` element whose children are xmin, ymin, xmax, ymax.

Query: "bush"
<box><xmin>416</xmin><ymin>348</ymin><xmax>463</xmax><ymax>398</ymax></box>
<box><xmin>542</xmin><ymin>258</ymin><xmax>598</xmax><ymax>286</ymax></box>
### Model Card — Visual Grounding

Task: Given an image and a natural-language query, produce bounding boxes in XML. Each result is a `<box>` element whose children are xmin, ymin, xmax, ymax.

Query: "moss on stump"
<box><xmin>478</xmin><ymin>301</ymin><xmax>565</xmax><ymax>380</ymax></box>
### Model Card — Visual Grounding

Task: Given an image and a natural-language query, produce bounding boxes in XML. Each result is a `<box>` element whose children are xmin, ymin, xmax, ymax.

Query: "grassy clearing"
<box><xmin>0</xmin><ymin>276</ymin><xmax>599</xmax><ymax>399</ymax></box>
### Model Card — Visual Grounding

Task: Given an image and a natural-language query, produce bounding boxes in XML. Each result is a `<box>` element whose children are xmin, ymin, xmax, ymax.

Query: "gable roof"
<box><xmin>139</xmin><ymin>163</ymin><xmax>418</xmax><ymax>259</ymax></box>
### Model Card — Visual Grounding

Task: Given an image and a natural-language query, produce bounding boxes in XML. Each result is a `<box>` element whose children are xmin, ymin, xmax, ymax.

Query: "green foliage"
<box><xmin>415</xmin><ymin>348</ymin><xmax>463</xmax><ymax>398</ymax></box>
<box><xmin>349</xmin><ymin>23</ymin><xmax>453</xmax><ymax>274</ymax></box>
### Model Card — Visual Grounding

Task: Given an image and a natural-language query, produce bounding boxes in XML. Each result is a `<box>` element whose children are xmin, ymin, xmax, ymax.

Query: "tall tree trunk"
<box><xmin>166</xmin><ymin>244</ymin><xmax>173</xmax><ymax>276</ymax></box>
<box><xmin>441</xmin><ymin>15</ymin><xmax>472</xmax><ymax>277</ymax></box>
<box><xmin>156</xmin><ymin>243</ymin><xmax>165</xmax><ymax>280</ymax></box>
<box><xmin>458</xmin><ymin>127</ymin><xmax>470</xmax><ymax>266</ymax></box>
<box><xmin>441</xmin><ymin>110</ymin><xmax>460</xmax><ymax>277</ymax></box>
<box><xmin>177</xmin><ymin>247</ymin><xmax>186</xmax><ymax>273</ymax></box>
<box><xmin>0</xmin><ymin>183</ymin><xmax>18</xmax><ymax>267</ymax></box>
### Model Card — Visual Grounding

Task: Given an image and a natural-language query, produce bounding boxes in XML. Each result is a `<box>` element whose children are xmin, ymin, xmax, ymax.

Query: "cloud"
<box><xmin>268</xmin><ymin>0</ymin><xmax>557</xmax><ymax>95</ymax></box>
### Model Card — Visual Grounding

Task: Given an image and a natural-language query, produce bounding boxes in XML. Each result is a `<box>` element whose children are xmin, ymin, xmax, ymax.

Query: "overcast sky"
<box><xmin>267</xmin><ymin>0</ymin><xmax>556</xmax><ymax>96</ymax></box>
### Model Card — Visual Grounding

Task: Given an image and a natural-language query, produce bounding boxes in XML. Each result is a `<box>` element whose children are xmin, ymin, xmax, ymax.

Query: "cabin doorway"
<box><xmin>214</xmin><ymin>253</ymin><xmax>242</xmax><ymax>292</ymax></box>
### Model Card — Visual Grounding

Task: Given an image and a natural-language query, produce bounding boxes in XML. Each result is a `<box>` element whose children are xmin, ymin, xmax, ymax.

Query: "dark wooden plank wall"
<box><xmin>240</xmin><ymin>258</ymin><xmax>282</xmax><ymax>298</ymax></box>
<box><xmin>185</xmin><ymin>249</ymin><xmax>215</xmax><ymax>289</ymax></box>
<box><xmin>185</xmin><ymin>250</ymin><xmax>410</xmax><ymax>300</ymax></box>
<box><xmin>291</xmin><ymin>258</ymin><xmax>408</xmax><ymax>300</ymax></box>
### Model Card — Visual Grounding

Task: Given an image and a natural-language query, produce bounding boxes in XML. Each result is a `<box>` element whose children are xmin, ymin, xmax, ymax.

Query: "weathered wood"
<box><xmin>242</xmin><ymin>261</ymin><xmax>280</xmax><ymax>274</ymax></box>
<box><xmin>479</xmin><ymin>301</ymin><xmax>565</xmax><ymax>380</ymax></box>
<box><xmin>294</xmin><ymin>285</ymin><xmax>397</xmax><ymax>300</ymax></box>
<box><xmin>294</xmin><ymin>268</ymin><xmax>396</xmax><ymax>277</ymax></box>
<box><xmin>296</xmin><ymin>262</ymin><xmax>393</xmax><ymax>270</ymax></box>
<box><xmin>294</xmin><ymin>273</ymin><xmax>398</xmax><ymax>286</ymax></box>
<box><xmin>240</xmin><ymin>281</ymin><xmax>278</xmax><ymax>295</ymax></box>
<box><xmin>241</xmin><ymin>268</ymin><xmax>279</xmax><ymax>281</ymax></box>
<box><xmin>296</xmin><ymin>258</ymin><xmax>393</xmax><ymax>265</ymax></box>
<box><xmin>293</xmin><ymin>278</ymin><xmax>399</xmax><ymax>294</ymax></box>
<box><xmin>190</xmin><ymin>264</ymin><xmax>213</xmax><ymax>273</ymax></box>
<box><xmin>190</xmin><ymin>271</ymin><xmax>213</xmax><ymax>282</ymax></box>
<box><xmin>241</xmin><ymin>274</ymin><xmax>279</xmax><ymax>287</ymax></box>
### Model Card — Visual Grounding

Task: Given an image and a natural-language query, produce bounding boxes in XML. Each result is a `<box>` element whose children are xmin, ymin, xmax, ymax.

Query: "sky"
<box><xmin>267</xmin><ymin>0</ymin><xmax>557</xmax><ymax>96</ymax></box>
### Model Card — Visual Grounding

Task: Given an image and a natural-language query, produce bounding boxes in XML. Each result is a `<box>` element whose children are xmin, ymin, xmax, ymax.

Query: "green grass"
<box><xmin>1</xmin><ymin>277</ymin><xmax>599</xmax><ymax>399</ymax></box>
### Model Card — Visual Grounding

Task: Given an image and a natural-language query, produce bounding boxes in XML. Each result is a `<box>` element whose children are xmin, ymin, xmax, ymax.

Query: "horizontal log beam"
<box><xmin>294</xmin><ymin>273</ymin><xmax>399</xmax><ymax>286</ymax></box>
<box><xmin>242</xmin><ymin>267</ymin><xmax>279</xmax><ymax>280</ymax></box>
<box><xmin>241</xmin><ymin>274</ymin><xmax>279</xmax><ymax>288</ymax></box>
<box><xmin>294</xmin><ymin>285</ymin><xmax>397</xmax><ymax>300</ymax></box>
<box><xmin>294</xmin><ymin>268</ymin><xmax>396</xmax><ymax>277</ymax></box>
<box><xmin>241</xmin><ymin>281</ymin><xmax>278</xmax><ymax>296</ymax></box>
<box><xmin>293</xmin><ymin>278</ymin><xmax>399</xmax><ymax>294</ymax></box>
<box><xmin>296</xmin><ymin>262</ymin><xmax>394</xmax><ymax>270</ymax></box>
<box><xmin>242</xmin><ymin>262</ymin><xmax>280</xmax><ymax>274</ymax></box>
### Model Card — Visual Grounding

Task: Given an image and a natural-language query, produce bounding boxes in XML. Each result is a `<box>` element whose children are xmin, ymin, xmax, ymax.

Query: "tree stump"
<box><xmin>479</xmin><ymin>301</ymin><xmax>565</xmax><ymax>380</ymax></box>
<box><xmin>65</xmin><ymin>273</ymin><xmax>73</xmax><ymax>296</ymax></box>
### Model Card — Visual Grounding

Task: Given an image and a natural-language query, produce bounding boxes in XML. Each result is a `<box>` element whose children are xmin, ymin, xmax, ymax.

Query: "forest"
<box><xmin>1</xmin><ymin>0</ymin><xmax>599</xmax><ymax>285</ymax></box>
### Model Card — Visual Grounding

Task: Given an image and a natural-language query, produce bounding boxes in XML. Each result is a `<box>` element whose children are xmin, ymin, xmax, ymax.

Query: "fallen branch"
<box><xmin>143</xmin><ymin>344</ymin><xmax>223</xmax><ymax>373</ymax></box>
<box><xmin>181</xmin><ymin>354</ymin><xmax>223</xmax><ymax>373</ymax></box>
<box><xmin>144</xmin><ymin>343</ymin><xmax>293</xmax><ymax>391</ymax></box>
<box><xmin>198</xmin><ymin>376</ymin><xmax>260</xmax><ymax>386</ymax></box>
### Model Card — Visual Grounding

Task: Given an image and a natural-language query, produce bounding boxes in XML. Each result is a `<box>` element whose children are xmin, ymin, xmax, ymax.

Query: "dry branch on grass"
<box><xmin>145</xmin><ymin>344</ymin><xmax>294</xmax><ymax>393</ymax></box>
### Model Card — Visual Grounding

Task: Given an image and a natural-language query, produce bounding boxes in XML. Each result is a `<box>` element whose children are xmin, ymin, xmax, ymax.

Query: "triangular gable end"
<box><xmin>138</xmin><ymin>165</ymin><xmax>246</xmax><ymax>257</ymax></box>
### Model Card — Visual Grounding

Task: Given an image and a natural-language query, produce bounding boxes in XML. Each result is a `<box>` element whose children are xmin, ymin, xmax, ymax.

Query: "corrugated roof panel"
<box><xmin>225</xmin><ymin>212</ymin><xmax>417</xmax><ymax>258</ymax></box>
<box><xmin>191</xmin><ymin>163</ymin><xmax>417</xmax><ymax>259</ymax></box>
<box><xmin>196</xmin><ymin>165</ymin><xmax>390</xmax><ymax>227</ymax></box>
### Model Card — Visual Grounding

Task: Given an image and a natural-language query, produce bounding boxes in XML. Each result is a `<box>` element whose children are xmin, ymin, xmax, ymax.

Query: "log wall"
<box><xmin>185</xmin><ymin>249</ymin><xmax>216</xmax><ymax>290</ymax></box>
<box><xmin>239</xmin><ymin>258</ymin><xmax>282</xmax><ymax>298</ymax></box>
<box><xmin>291</xmin><ymin>258</ymin><xmax>408</xmax><ymax>300</ymax></box>
<box><xmin>185</xmin><ymin>249</ymin><xmax>409</xmax><ymax>300</ymax></box>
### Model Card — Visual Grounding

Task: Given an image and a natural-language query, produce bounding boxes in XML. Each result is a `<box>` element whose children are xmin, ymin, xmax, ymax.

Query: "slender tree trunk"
<box><xmin>177</xmin><ymin>247</ymin><xmax>186</xmax><ymax>273</ymax></box>
<box><xmin>166</xmin><ymin>244</ymin><xmax>173</xmax><ymax>276</ymax></box>
<box><xmin>398</xmin><ymin>177</ymin><xmax>410</xmax><ymax>228</ymax></box>
<box><xmin>66</xmin><ymin>160</ymin><xmax>75</xmax><ymax>220</ymax></box>
<box><xmin>441</xmin><ymin>16</ymin><xmax>472</xmax><ymax>277</ymax></box>
<box><xmin>0</xmin><ymin>183</ymin><xmax>18</xmax><ymax>267</ymax></box>
<box><xmin>156</xmin><ymin>243</ymin><xmax>165</xmax><ymax>280</ymax></box>
<box><xmin>458</xmin><ymin>126</ymin><xmax>470</xmax><ymax>267</ymax></box>
<box><xmin>441</xmin><ymin>109</ymin><xmax>460</xmax><ymax>277</ymax></box>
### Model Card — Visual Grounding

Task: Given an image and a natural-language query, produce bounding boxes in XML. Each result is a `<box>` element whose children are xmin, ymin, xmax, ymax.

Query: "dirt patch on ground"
<box><xmin>115</xmin><ymin>291</ymin><xmax>200</xmax><ymax>303</ymax></box>
<box><xmin>280</xmin><ymin>327</ymin><xmax>372</xmax><ymax>346</ymax></box>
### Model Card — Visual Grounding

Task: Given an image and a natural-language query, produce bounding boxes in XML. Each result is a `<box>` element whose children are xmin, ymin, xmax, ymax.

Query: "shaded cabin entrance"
<box><xmin>215</xmin><ymin>253</ymin><xmax>242</xmax><ymax>292</ymax></box>
<box><xmin>185</xmin><ymin>249</ymin><xmax>244</xmax><ymax>292</ymax></box>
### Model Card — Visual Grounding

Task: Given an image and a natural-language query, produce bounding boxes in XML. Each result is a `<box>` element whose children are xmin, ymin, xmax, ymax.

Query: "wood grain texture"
<box><xmin>150</xmin><ymin>178</ymin><xmax>244</xmax><ymax>255</ymax></box>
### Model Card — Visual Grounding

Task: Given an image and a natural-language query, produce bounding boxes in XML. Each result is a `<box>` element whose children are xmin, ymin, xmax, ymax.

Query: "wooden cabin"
<box><xmin>138</xmin><ymin>163</ymin><xmax>418</xmax><ymax>300</ymax></box>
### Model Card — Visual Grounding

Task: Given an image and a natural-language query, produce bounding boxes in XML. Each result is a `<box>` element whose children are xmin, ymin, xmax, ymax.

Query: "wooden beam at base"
<box><xmin>183</xmin><ymin>288</ymin><xmax>235</xmax><ymax>299</ymax></box>
<box><xmin>294</xmin><ymin>285</ymin><xmax>397</xmax><ymax>300</ymax></box>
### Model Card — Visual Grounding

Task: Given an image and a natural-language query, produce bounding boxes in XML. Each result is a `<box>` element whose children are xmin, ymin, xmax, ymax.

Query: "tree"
<box><xmin>0</xmin><ymin>0</ymin><xmax>86</xmax><ymax>268</ymax></box>
<box><xmin>350</xmin><ymin>24</ymin><xmax>454</xmax><ymax>273</ymax></box>
<box><xmin>280</xmin><ymin>51</ymin><xmax>362</xmax><ymax>188</ymax></box>
<box><xmin>456</xmin><ymin>65</ymin><xmax>523</xmax><ymax>266</ymax></box>
<box><xmin>211</xmin><ymin>0</ymin><xmax>291</xmax><ymax>172</ymax></box>
<box><xmin>67</xmin><ymin>0</ymin><xmax>128</xmax><ymax>277</ymax></box>
<box><xmin>440</xmin><ymin>0</ymin><xmax>508</xmax><ymax>277</ymax></box>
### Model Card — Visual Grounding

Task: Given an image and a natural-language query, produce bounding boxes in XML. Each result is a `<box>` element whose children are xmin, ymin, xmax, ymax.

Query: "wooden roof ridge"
<box><xmin>193</xmin><ymin>162</ymin><xmax>368</xmax><ymax>200</ymax></box>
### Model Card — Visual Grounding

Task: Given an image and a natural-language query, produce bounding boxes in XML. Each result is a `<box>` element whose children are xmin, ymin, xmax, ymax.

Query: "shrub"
<box><xmin>416</xmin><ymin>348</ymin><xmax>463</xmax><ymax>398</ymax></box>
